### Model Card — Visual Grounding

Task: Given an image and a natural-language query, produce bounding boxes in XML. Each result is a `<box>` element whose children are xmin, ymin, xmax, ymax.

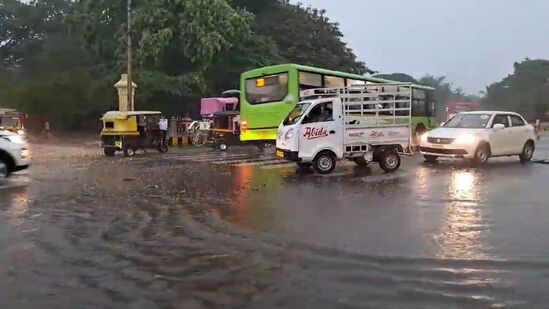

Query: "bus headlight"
<box><xmin>285</xmin><ymin>129</ymin><xmax>295</xmax><ymax>139</ymax></box>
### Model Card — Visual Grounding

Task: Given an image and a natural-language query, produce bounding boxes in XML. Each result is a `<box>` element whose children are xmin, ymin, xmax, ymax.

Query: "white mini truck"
<box><xmin>276</xmin><ymin>84</ymin><xmax>416</xmax><ymax>174</ymax></box>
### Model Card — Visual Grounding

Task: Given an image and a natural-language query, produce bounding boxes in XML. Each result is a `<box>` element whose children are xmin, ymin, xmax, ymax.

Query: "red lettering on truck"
<box><xmin>303</xmin><ymin>127</ymin><xmax>328</xmax><ymax>139</ymax></box>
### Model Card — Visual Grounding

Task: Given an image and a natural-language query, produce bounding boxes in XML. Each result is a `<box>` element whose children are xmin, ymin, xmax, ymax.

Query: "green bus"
<box><xmin>240</xmin><ymin>63</ymin><xmax>435</xmax><ymax>143</ymax></box>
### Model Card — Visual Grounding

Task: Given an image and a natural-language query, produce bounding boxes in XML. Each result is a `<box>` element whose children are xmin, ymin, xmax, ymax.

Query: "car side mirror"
<box><xmin>493</xmin><ymin>123</ymin><xmax>505</xmax><ymax>130</ymax></box>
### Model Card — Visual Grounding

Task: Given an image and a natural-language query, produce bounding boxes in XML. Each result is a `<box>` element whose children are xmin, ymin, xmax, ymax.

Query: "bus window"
<box><xmin>324</xmin><ymin>75</ymin><xmax>345</xmax><ymax>88</ymax></box>
<box><xmin>245</xmin><ymin>73</ymin><xmax>288</xmax><ymax>104</ymax></box>
<box><xmin>299</xmin><ymin>71</ymin><xmax>322</xmax><ymax>90</ymax></box>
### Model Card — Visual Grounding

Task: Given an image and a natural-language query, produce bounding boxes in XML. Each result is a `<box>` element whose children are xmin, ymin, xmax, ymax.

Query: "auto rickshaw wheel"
<box><xmin>123</xmin><ymin>146</ymin><xmax>136</xmax><ymax>157</ymax></box>
<box><xmin>104</xmin><ymin>148</ymin><xmax>116</xmax><ymax>157</ymax></box>
<box><xmin>215</xmin><ymin>140</ymin><xmax>228</xmax><ymax>151</ymax></box>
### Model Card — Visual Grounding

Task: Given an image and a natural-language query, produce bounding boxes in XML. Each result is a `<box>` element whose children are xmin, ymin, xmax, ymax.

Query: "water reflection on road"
<box><xmin>437</xmin><ymin>169</ymin><xmax>489</xmax><ymax>259</ymax></box>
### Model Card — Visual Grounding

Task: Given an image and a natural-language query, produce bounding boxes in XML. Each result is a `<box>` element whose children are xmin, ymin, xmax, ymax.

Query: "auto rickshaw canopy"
<box><xmin>101</xmin><ymin>111</ymin><xmax>162</xmax><ymax>121</ymax></box>
<box><xmin>101</xmin><ymin>111</ymin><xmax>162</xmax><ymax>135</ymax></box>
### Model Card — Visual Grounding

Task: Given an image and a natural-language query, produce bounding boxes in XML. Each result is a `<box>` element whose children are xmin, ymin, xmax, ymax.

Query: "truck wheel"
<box><xmin>424</xmin><ymin>155</ymin><xmax>438</xmax><ymax>163</ymax></box>
<box><xmin>353</xmin><ymin>157</ymin><xmax>369</xmax><ymax>167</ymax></box>
<box><xmin>379</xmin><ymin>150</ymin><xmax>400</xmax><ymax>173</ymax></box>
<box><xmin>313</xmin><ymin>151</ymin><xmax>336</xmax><ymax>174</ymax></box>
<box><xmin>296</xmin><ymin>162</ymin><xmax>312</xmax><ymax>169</ymax></box>
<box><xmin>519</xmin><ymin>141</ymin><xmax>534</xmax><ymax>163</ymax></box>
<box><xmin>104</xmin><ymin>148</ymin><xmax>116</xmax><ymax>157</ymax></box>
<box><xmin>123</xmin><ymin>146</ymin><xmax>136</xmax><ymax>157</ymax></box>
<box><xmin>473</xmin><ymin>144</ymin><xmax>489</xmax><ymax>165</ymax></box>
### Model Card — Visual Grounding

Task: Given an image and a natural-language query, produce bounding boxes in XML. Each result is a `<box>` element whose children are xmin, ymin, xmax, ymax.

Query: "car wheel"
<box><xmin>519</xmin><ymin>141</ymin><xmax>534</xmax><ymax>163</ymax></box>
<box><xmin>313</xmin><ymin>151</ymin><xmax>336</xmax><ymax>174</ymax></box>
<box><xmin>424</xmin><ymin>155</ymin><xmax>438</xmax><ymax>163</ymax></box>
<box><xmin>379</xmin><ymin>150</ymin><xmax>401</xmax><ymax>173</ymax></box>
<box><xmin>296</xmin><ymin>162</ymin><xmax>312</xmax><ymax>169</ymax></box>
<box><xmin>0</xmin><ymin>159</ymin><xmax>10</xmax><ymax>178</ymax></box>
<box><xmin>104</xmin><ymin>148</ymin><xmax>116</xmax><ymax>157</ymax></box>
<box><xmin>353</xmin><ymin>157</ymin><xmax>369</xmax><ymax>167</ymax></box>
<box><xmin>473</xmin><ymin>144</ymin><xmax>490</xmax><ymax>165</ymax></box>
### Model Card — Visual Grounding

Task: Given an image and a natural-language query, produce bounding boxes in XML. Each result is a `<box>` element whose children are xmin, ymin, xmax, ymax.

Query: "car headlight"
<box><xmin>1</xmin><ymin>135</ymin><xmax>26</xmax><ymax>144</ymax></box>
<box><xmin>420</xmin><ymin>133</ymin><xmax>428</xmax><ymax>143</ymax></box>
<box><xmin>285</xmin><ymin>129</ymin><xmax>295</xmax><ymax>139</ymax></box>
<box><xmin>455</xmin><ymin>134</ymin><xmax>476</xmax><ymax>144</ymax></box>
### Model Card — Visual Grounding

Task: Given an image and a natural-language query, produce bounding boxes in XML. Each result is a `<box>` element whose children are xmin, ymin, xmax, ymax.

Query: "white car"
<box><xmin>0</xmin><ymin>130</ymin><xmax>31</xmax><ymax>178</ymax></box>
<box><xmin>420</xmin><ymin>111</ymin><xmax>536</xmax><ymax>165</ymax></box>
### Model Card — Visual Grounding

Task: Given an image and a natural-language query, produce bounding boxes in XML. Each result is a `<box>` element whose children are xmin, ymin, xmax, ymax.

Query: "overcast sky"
<box><xmin>294</xmin><ymin>0</ymin><xmax>549</xmax><ymax>94</ymax></box>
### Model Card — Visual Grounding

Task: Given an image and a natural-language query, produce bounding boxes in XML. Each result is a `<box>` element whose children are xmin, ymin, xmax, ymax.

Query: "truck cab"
<box><xmin>277</xmin><ymin>85</ymin><xmax>413</xmax><ymax>174</ymax></box>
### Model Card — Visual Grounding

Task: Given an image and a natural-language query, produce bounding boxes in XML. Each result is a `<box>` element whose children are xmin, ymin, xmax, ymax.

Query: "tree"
<box><xmin>482</xmin><ymin>59</ymin><xmax>549</xmax><ymax>118</ymax></box>
<box><xmin>374</xmin><ymin>73</ymin><xmax>417</xmax><ymax>83</ymax></box>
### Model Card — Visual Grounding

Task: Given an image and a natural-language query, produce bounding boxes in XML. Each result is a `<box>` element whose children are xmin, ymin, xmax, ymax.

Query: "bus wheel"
<box><xmin>424</xmin><ymin>155</ymin><xmax>438</xmax><ymax>163</ymax></box>
<box><xmin>104</xmin><ymin>148</ymin><xmax>116</xmax><ymax>157</ymax></box>
<box><xmin>313</xmin><ymin>151</ymin><xmax>336</xmax><ymax>174</ymax></box>
<box><xmin>353</xmin><ymin>157</ymin><xmax>369</xmax><ymax>167</ymax></box>
<box><xmin>414</xmin><ymin>124</ymin><xmax>426</xmax><ymax>144</ymax></box>
<box><xmin>379</xmin><ymin>150</ymin><xmax>400</xmax><ymax>173</ymax></box>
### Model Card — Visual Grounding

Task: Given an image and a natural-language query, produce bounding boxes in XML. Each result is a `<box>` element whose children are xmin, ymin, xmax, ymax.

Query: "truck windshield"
<box><xmin>444</xmin><ymin>113</ymin><xmax>491</xmax><ymax>128</ymax></box>
<box><xmin>283</xmin><ymin>103</ymin><xmax>311</xmax><ymax>126</ymax></box>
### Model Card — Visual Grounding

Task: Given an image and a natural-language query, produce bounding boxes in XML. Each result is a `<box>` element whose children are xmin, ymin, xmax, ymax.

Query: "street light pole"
<box><xmin>127</xmin><ymin>0</ymin><xmax>133</xmax><ymax>111</ymax></box>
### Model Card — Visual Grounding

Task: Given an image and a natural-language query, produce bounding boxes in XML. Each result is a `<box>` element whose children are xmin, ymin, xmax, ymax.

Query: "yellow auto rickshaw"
<box><xmin>100</xmin><ymin>111</ymin><xmax>168</xmax><ymax>157</ymax></box>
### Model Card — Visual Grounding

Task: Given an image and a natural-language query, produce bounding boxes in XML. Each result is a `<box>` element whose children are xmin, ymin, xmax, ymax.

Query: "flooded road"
<box><xmin>1</xmin><ymin>139</ymin><xmax>549</xmax><ymax>308</ymax></box>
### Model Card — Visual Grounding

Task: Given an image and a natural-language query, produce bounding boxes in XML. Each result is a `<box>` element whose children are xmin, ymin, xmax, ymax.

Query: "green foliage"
<box><xmin>1</xmin><ymin>0</ymin><xmax>370</xmax><ymax>127</ymax></box>
<box><xmin>482</xmin><ymin>59</ymin><xmax>549</xmax><ymax>118</ymax></box>
<box><xmin>374</xmin><ymin>73</ymin><xmax>417</xmax><ymax>83</ymax></box>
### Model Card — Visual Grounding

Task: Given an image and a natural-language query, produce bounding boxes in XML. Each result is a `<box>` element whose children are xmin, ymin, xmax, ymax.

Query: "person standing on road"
<box><xmin>43</xmin><ymin>121</ymin><xmax>52</xmax><ymax>140</ymax></box>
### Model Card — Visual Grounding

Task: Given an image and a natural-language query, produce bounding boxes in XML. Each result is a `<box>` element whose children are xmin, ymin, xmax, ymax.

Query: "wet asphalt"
<box><xmin>1</xmin><ymin>138</ymin><xmax>549</xmax><ymax>308</ymax></box>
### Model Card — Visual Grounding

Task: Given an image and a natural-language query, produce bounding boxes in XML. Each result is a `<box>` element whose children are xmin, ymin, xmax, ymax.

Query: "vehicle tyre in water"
<box><xmin>296</xmin><ymin>162</ymin><xmax>312</xmax><ymax>169</ymax></box>
<box><xmin>379</xmin><ymin>150</ymin><xmax>400</xmax><ymax>173</ymax></box>
<box><xmin>313</xmin><ymin>151</ymin><xmax>336</xmax><ymax>174</ymax></box>
<box><xmin>0</xmin><ymin>159</ymin><xmax>10</xmax><ymax>178</ymax></box>
<box><xmin>519</xmin><ymin>141</ymin><xmax>534</xmax><ymax>163</ymax></box>
<box><xmin>104</xmin><ymin>148</ymin><xmax>116</xmax><ymax>157</ymax></box>
<box><xmin>353</xmin><ymin>157</ymin><xmax>369</xmax><ymax>167</ymax></box>
<box><xmin>123</xmin><ymin>146</ymin><xmax>136</xmax><ymax>157</ymax></box>
<box><xmin>424</xmin><ymin>155</ymin><xmax>438</xmax><ymax>163</ymax></box>
<box><xmin>473</xmin><ymin>144</ymin><xmax>489</xmax><ymax>165</ymax></box>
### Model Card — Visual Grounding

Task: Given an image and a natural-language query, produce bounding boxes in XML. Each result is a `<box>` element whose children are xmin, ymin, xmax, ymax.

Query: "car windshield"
<box><xmin>283</xmin><ymin>103</ymin><xmax>311</xmax><ymax>126</ymax></box>
<box><xmin>444</xmin><ymin>113</ymin><xmax>491</xmax><ymax>128</ymax></box>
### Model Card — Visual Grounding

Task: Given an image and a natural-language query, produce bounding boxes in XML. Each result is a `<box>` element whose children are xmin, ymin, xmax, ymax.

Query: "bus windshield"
<box><xmin>245</xmin><ymin>73</ymin><xmax>288</xmax><ymax>104</ymax></box>
<box><xmin>444</xmin><ymin>113</ymin><xmax>491</xmax><ymax>128</ymax></box>
<box><xmin>283</xmin><ymin>103</ymin><xmax>311</xmax><ymax>126</ymax></box>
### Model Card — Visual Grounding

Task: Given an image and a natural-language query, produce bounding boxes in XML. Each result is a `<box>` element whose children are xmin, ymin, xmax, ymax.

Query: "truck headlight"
<box><xmin>455</xmin><ymin>134</ymin><xmax>476</xmax><ymax>144</ymax></box>
<box><xmin>285</xmin><ymin>129</ymin><xmax>295</xmax><ymax>139</ymax></box>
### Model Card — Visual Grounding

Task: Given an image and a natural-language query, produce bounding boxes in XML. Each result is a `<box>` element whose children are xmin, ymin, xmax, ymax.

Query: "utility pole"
<box><xmin>127</xmin><ymin>0</ymin><xmax>133</xmax><ymax>111</ymax></box>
